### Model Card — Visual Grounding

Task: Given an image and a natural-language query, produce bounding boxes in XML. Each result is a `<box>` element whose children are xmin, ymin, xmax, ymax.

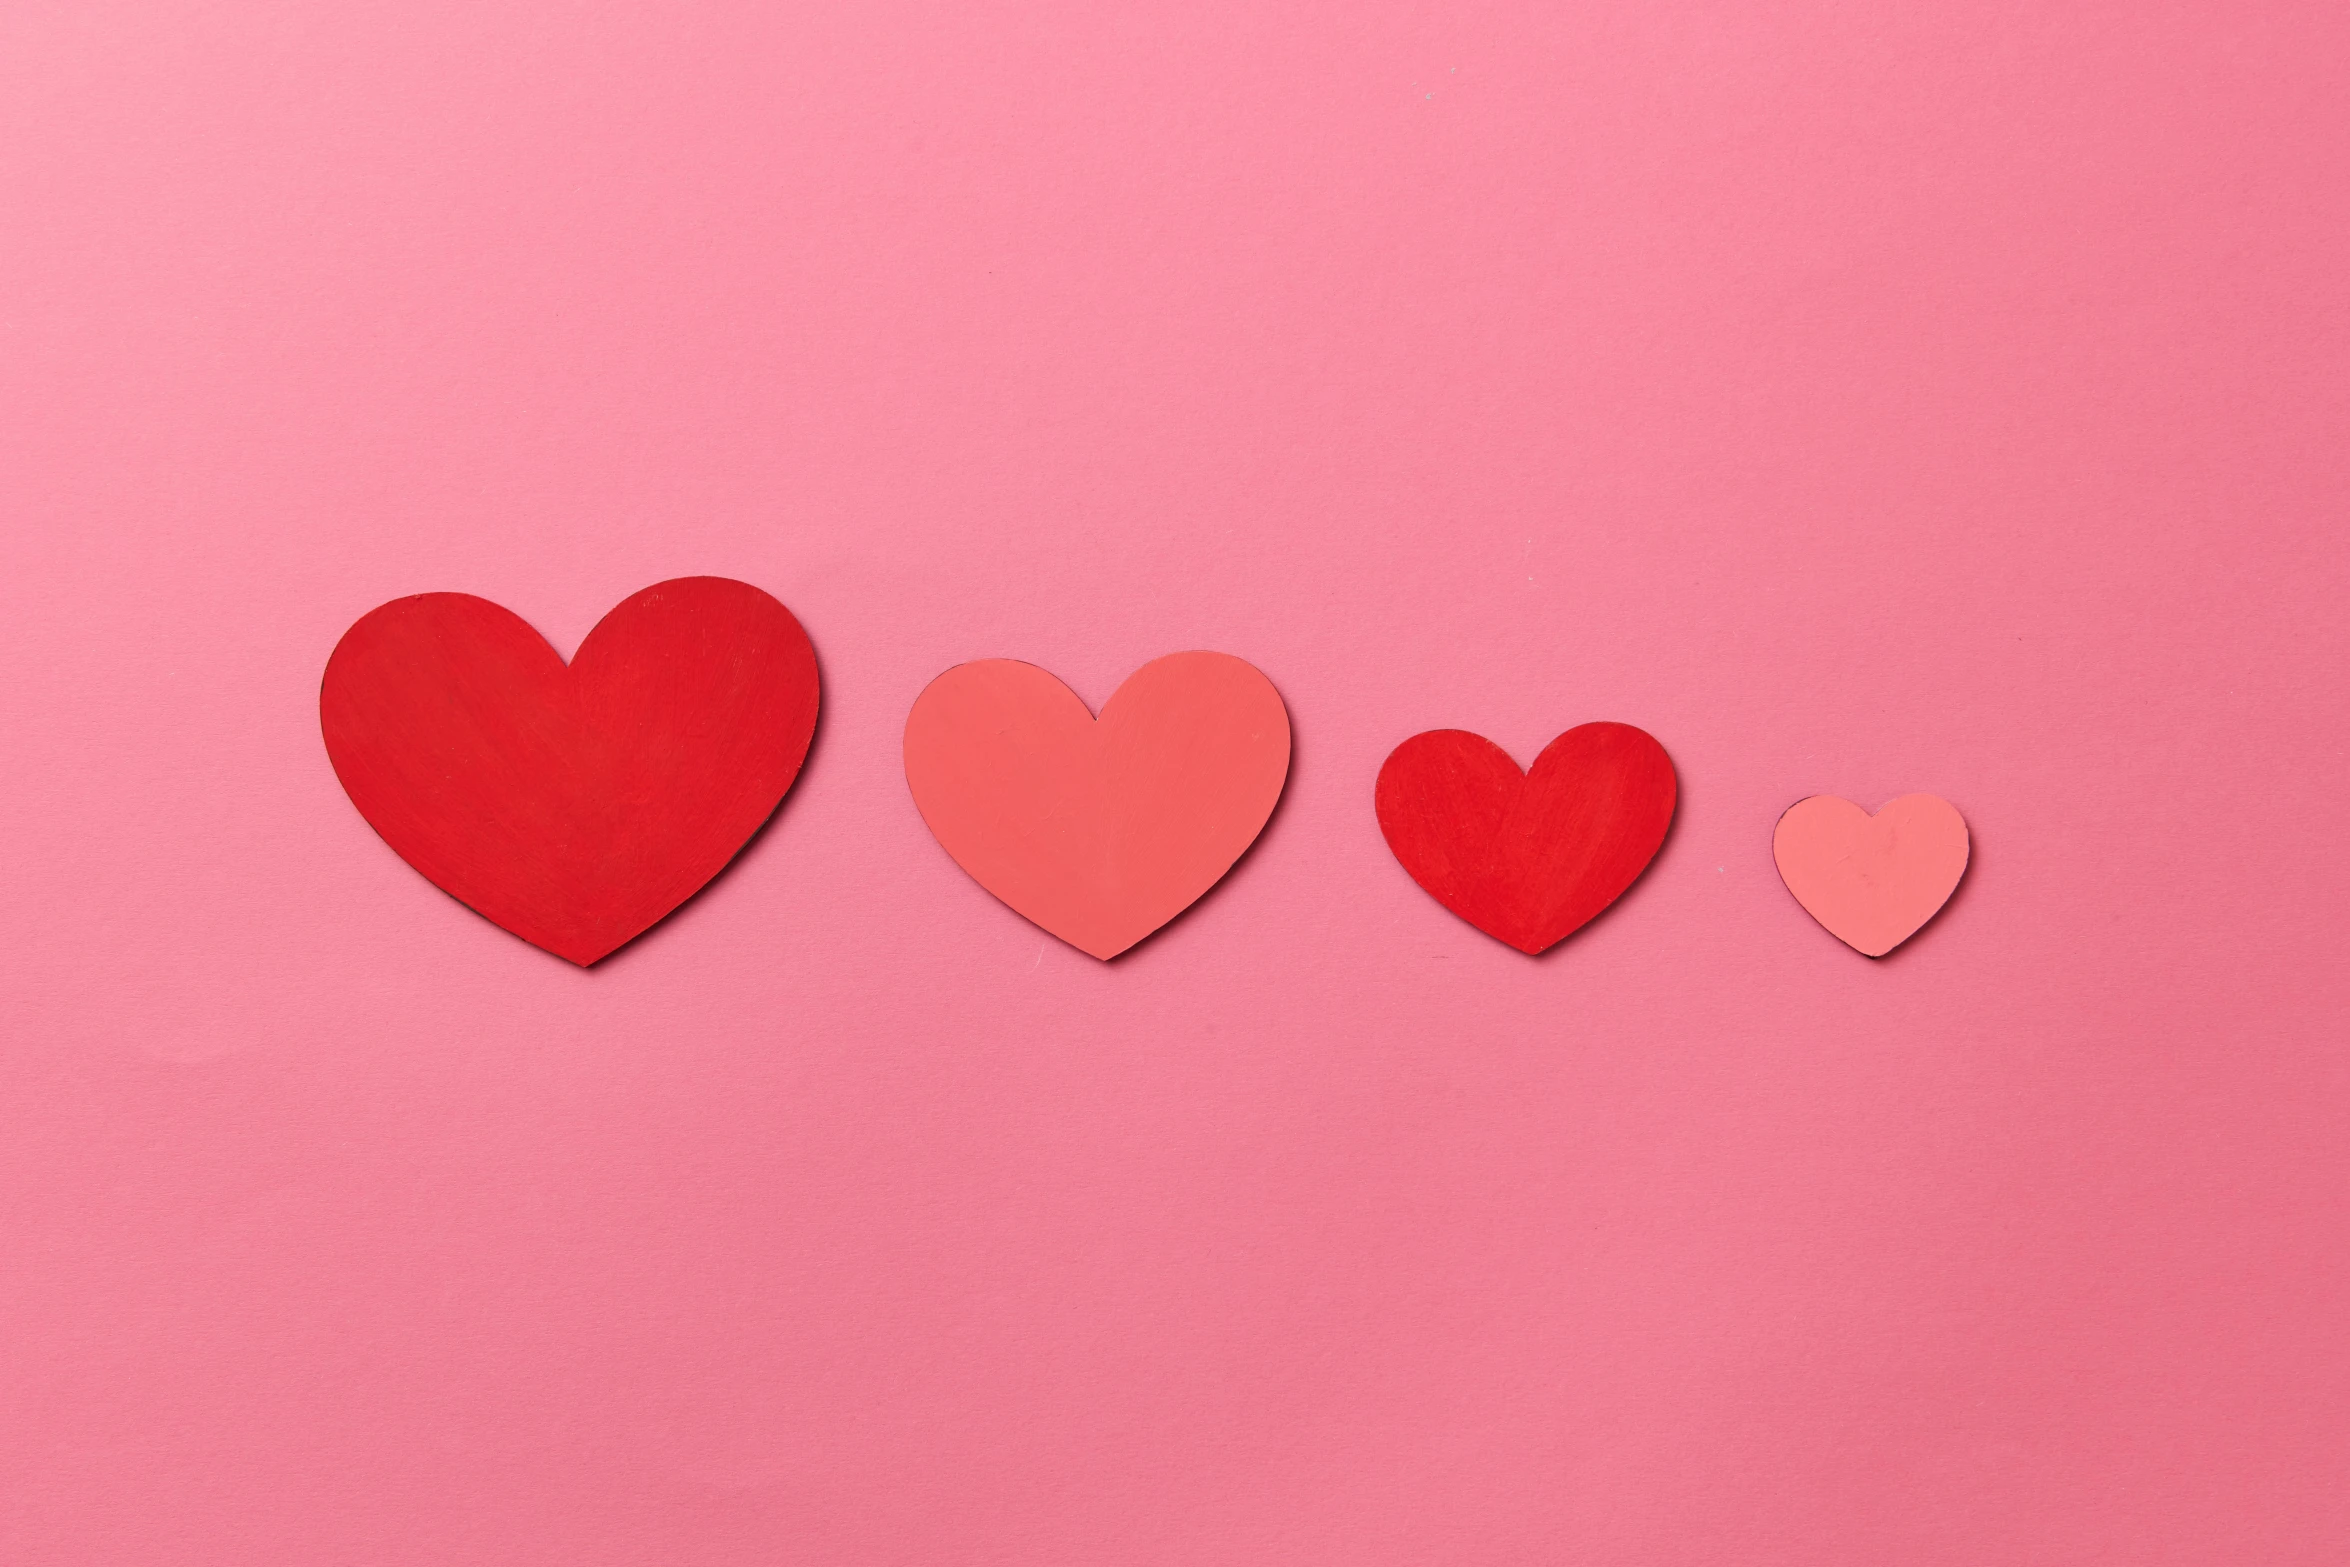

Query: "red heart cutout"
<box><xmin>1375</xmin><ymin>723</ymin><xmax>1677</xmax><ymax>954</ymax></box>
<box><xmin>320</xmin><ymin>577</ymin><xmax>819</xmax><ymax>965</ymax></box>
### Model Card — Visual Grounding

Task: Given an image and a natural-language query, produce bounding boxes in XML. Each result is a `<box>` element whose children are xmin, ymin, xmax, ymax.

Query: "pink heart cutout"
<box><xmin>903</xmin><ymin>653</ymin><xmax>1291</xmax><ymax>959</ymax></box>
<box><xmin>1773</xmin><ymin>794</ymin><xmax>1970</xmax><ymax>956</ymax></box>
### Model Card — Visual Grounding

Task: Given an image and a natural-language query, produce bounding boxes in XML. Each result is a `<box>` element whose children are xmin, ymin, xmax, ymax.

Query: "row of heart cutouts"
<box><xmin>322</xmin><ymin>578</ymin><xmax>1970</xmax><ymax>966</ymax></box>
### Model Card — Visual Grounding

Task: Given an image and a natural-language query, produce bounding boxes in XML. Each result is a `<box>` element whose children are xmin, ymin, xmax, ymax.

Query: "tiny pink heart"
<box><xmin>1773</xmin><ymin>794</ymin><xmax>1969</xmax><ymax>957</ymax></box>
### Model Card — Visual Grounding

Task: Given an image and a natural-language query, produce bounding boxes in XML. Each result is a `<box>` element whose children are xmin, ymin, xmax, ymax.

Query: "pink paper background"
<box><xmin>5</xmin><ymin>2</ymin><xmax>2347</xmax><ymax>1561</ymax></box>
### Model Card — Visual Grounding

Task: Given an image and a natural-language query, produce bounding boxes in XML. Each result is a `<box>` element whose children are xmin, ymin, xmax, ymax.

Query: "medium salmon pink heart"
<box><xmin>1773</xmin><ymin>794</ymin><xmax>1969</xmax><ymax>956</ymax></box>
<box><xmin>320</xmin><ymin>577</ymin><xmax>820</xmax><ymax>966</ymax></box>
<box><xmin>902</xmin><ymin>653</ymin><xmax>1290</xmax><ymax>960</ymax></box>
<box><xmin>1375</xmin><ymin>723</ymin><xmax>1677</xmax><ymax>955</ymax></box>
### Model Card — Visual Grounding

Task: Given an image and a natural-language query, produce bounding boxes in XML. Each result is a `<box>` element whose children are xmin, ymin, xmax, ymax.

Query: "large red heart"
<box><xmin>320</xmin><ymin>577</ymin><xmax>819</xmax><ymax>965</ymax></box>
<box><xmin>1375</xmin><ymin>723</ymin><xmax>1677</xmax><ymax>954</ymax></box>
<box><xmin>902</xmin><ymin>653</ymin><xmax>1290</xmax><ymax>959</ymax></box>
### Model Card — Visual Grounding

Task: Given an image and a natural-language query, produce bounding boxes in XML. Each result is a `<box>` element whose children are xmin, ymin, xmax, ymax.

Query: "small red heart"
<box><xmin>320</xmin><ymin>577</ymin><xmax>819</xmax><ymax>965</ymax></box>
<box><xmin>1375</xmin><ymin>723</ymin><xmax>1677</xmax><ymax>954</ymax></box>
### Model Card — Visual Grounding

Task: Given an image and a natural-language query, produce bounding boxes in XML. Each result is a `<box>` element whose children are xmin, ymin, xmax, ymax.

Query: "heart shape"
<box><xmin>1772</xmin><ymin>794</ymin><xmax>1969</xmax><ymax>956</ymax></box>
<box><xmin>1375</xmin><ymin>723</ymin><xmax>1677</xmax><ymax>954</ymax></box>
<box><xmin>902</xmin><ymin>653</ymin><xmax>1290</xmax><ymax>959</ymax></box>
<box><xmin>320</xmin><ymin>577</ymin><xmax>819</xmax><ymax>965</ymax></box>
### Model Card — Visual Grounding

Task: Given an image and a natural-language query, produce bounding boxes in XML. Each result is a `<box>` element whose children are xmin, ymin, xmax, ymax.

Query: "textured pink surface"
<box><xmin>3</xmin><ymin>2</ymin><xmax>2347</xmax><ymax>1563</ymax></box>
<box><xmin>904</xmin><ymin>655</ymin><xmax>1291</xmax><ymax>960</ymax></box>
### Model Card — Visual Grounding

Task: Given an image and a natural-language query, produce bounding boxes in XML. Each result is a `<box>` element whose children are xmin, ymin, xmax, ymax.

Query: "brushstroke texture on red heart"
<box><xmin>1376</xmin><ymin>723</ymin><xmax>1677</xmax><ymax>955</ymax></box>
<box><xmin>320</xmin><ymin>577</ymin><xmax>819</xmax><ymax>965</ymax></box>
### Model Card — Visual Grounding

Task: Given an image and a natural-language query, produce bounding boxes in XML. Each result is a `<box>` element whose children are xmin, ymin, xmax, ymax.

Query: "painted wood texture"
<box><xmin>320</xmin><ymin>577</ymin><xmax>820</xmax><ymax>965</ymax></box>
<box><xmin>1376</xmin><ymin>723</ymin><xmax>1677</xmax><ymax>955</ymax></box>
<box><xmin>902</xmin><ymin>653</ymin><xmax>1290</xmax><ymax>960</ymax></box>
<box><xmin>1773</xmin><ymin>793</ymin><xmax>1969</xmax><ymax>957</ymax></box>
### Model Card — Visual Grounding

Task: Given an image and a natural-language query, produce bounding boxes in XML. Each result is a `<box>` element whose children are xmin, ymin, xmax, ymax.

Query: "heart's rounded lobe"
<box><xmin>1376</xmin><ymin>723</ymin><xmax>1677</xmax><ymax>954</ymax></box>
<box><xmin>902</xmin><ymin>652</ymin><xmax>1290</xmax><ymax>959</ymax></box>
<box><xmin>320</xmin><ymin>577</ymin><xmax>819</xmax><ymax>965</ymax></box>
